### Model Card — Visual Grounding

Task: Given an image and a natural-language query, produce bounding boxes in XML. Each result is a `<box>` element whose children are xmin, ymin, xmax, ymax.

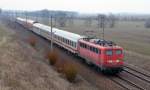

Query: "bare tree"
<box><xmin>41</xmin><ymin>9</ymin><xmax>50</xmax><ymax>25</ymax></box>
<box><xmin>84</xmin><ymin>16</ymin><xmax>92</xmax><ymax>27</ymax></box>
<box><xmin>145</xmin><ymin>19</ymin><xmax>150</xmax><ymax>28</ymax></box>
<box><xmin>108</xmin><ymin>14</ymin><xmax>116</xmax><ymax>28</ymax></box>
<box><xmin>0</xmin><ymin>8</ymin><xmax>2</xmax><ymax>14</ymax></box>
<box><xmin>67</xmin><ymin>15</ymin><xmax>75</xmax><ymax>26</ymax></box>
<box><xmin>56</xmin><ymin>12</ymin><xmax>67</xmax><ymax>27</ymax></box>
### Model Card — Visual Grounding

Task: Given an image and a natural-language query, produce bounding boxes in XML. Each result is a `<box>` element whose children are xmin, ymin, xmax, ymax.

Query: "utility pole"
<box><xmin>50</xmin><ymin>15</ymin><xmax>53</xmax><ymax>51</ymax></box>
<box><xmin>14</xmin><ymin>11</ymin><xmax>17</xmax><ymax>28</ymax></box>
<box><xmin>101</xmin><ymin>15</ymin><xmax>105</xmax><ymax>40</ymax></box>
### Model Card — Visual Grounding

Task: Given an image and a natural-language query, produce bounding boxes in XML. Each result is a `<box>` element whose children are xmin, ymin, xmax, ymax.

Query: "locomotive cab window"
<box><xmin>106</xmin><ymin>50</ymin><xmax>113</xmax><ymax>55</ymax></box>
<box><xmin>116</xmin><ymin>50</ymin><xmax>122</xmax><ymax>55</ymax></box>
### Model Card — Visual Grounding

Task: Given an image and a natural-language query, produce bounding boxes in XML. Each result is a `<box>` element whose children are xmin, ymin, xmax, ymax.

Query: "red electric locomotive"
<box><xmin>78</xmin><ymin>38</ymin><xmax>124</xmax><ymax>73</ymax></box>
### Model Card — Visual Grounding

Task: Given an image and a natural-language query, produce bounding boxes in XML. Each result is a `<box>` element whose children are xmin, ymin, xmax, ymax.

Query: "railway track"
<box><xmin>124</xmin><ymin>67</ymin><xmax>150</xmax><ymax>83</ymax></box>
<box><xmin>125</xmin><ymin>63</ymin><xmax>150</xmax><ymax>78</ymax></box>
<box><xmin>110</xmin><ymin>75</ymin><xmax>144</xmax><ymax>90</ymax></box>
<box><xmin>2</xmin><ymin>17</ymin><xmax>150</xmax><ymax>90</ymax></box>
<box><xmin>110</xmin><ymin>63</ymin><xmax>150</xmax><ymax>90</ymax></box>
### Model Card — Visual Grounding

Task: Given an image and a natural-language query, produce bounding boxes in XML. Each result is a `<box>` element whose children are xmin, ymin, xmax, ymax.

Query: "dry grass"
<box><xmin>46</xmin><ymin>50</ymin><xmax>59</xmax><ymax>65</ymax></box>
<box><xmin>55</xmin><ymin>60</ymin><xmax>66</xmax><ymax>73</ymax></box>
<box><xmin>28</xmin><ymin>36</ymin><xmax>37</xmax><ymax>47</ymax></box>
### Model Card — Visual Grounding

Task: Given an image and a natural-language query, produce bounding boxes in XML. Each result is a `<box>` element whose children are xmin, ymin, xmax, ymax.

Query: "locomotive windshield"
<box><xmin>106</xmin><ymin>50</ymin><xmax>113</xmax><ymax>55</ymax></box>
<box><xmin>116</xmin><ymin>50</ymin><xmax>122</xmax><ymax>55</ymax></box>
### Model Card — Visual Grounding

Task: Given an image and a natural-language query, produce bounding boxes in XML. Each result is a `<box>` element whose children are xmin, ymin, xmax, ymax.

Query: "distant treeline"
<box><xmin>1</xmin><ymin>9</ymin><xmax>150</xmax><ymax>28</ymax></box>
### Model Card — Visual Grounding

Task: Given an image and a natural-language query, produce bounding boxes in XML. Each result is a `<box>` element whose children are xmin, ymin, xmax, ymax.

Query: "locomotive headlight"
<box><xmin>108</xmin><ymin>60</ymin><xmax>113</xmax><ymax>63</ymax></box>
<box><xmin>116</xmin><ymin>60</ymin><xmax>120</xmax><ymax>63</ymax></box>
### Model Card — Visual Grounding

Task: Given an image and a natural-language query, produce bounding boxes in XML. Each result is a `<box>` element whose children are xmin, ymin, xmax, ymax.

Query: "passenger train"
<box><xmin>16</xmin><ymin>17</ymin><xmax>124</xmax><ymax>73</ymax></box>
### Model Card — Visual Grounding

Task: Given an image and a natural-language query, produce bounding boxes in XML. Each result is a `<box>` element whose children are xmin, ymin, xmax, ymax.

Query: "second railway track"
<box><xmin>111</xmin><ymin>64</ymin><xmax>150</xmax><ymax>90</ymax></box>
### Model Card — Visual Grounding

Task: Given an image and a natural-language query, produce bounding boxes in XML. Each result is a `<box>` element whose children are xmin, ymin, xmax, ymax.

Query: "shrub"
<box><xmin>47</xmin><ymin>51</ymin><xmax>58</xmax><ymax>65</ymax></box>
<box><xmin>63</xmin><ymin>62</ymin><xmax>77</xmax><ymax>82</ymax></box>
<box><xmin>28</xmin><ymin>36</ymin><xmax>37</xmax><ymax>47</ymax></box>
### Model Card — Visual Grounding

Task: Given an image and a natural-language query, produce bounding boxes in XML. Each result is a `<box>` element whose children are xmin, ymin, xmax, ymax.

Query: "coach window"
<box><xmin>68</xmin><ymin>40</ymin><xmax>70</xmax><ymax>45</ymax></box>
<box><xmin>74</xmin><ymin>42</ymin><xmax>76</xmax><ymax>48</ymax></box>
<box><xmin>64</xmin><ymin>39</ymin><xmax>65</xmax><ymax>43</ymax></box>
<box><xmin>69</xmin><ymin>40</ymin><xmax>71</xmax><ymax>45</ymax></box>
<box><xmin>61</xmin><ymin>37</ymin><xmax>63</xmax><ymax>42</ymax></box>
<box><xmin>67</xmin><ymin>40</ymin><xmax>69</xmax><ymax>45</ymax></box>
<box><xmin>65</xmin><ymin>39</ymin><xmax>67</xmax><ymax>44</ymax></box>
<box><xmin>82</xmin><ymin>43</ymin><xmax>83</xmax><ymax>48</ymax></box>
<box><xmin>70</xmin><ymin>41</ymin><xmax>72</xmax><ymax>46</ymax></box>
<box><xmin>63</xmin><ymin>38</ymin><xmax>64</xmax><ymax>42</ymax></box>
<box><xmin>82</xmin><ymin>43</ymin><xmax>84</xmax><ymax>48</ymax></box>
<box><xmin>72</xmin><ymin>42</ymin><xmax>74</xmax><ymax>47</ymax></box>
<box><xmin>60</xmin><ymin>37</ymin><xmax>62</xmax><ymax>41</ymax></box>
<box><xmin>66</xmin><ymin>39</ymin><xmax>68</xmax><ymax>44</ymax></box>
<box><xmin>71</xmin><ymin>41</ymin><xmax>73</xmax><ymax>47</ymax></box>
<box><xmin>59</xmin><ymin>37</ymin><xmax>61</xmax><ymax>41</ymax></box>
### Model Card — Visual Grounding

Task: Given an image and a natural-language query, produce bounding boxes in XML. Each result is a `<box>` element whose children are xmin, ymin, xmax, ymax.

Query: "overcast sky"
<box><xmin>0</xmin><ymin>0</ymin><xmax>150</xmax><ymax>14</ymax></box>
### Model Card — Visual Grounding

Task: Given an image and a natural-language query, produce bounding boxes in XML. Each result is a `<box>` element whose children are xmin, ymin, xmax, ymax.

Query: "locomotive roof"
<box><xmin>17</xmin><ymin>17</ymin><xmax>36</xmax><ymax>24</ymax></box>
<box><xmin>79</xmin><ymin>39</ymin><xmax>122</xmax><ymax>49</ymax></box>
<box><xmin>33</xmin><ymin>23</ymin><xmax>84</xmax><ymax>42</ymax></box>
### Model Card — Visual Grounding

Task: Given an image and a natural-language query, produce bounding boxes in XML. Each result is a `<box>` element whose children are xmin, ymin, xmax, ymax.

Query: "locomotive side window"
<box><xmin>84</xmin><ymin>44</ymin><xmax>87</xmax><ymax>48</ymax></box>
<box><xmin>95</xmin><ymin>48</ymin><xmax>99</xmax><ymax>54</ymax></box>
<box><xmin>87</xmin><ymin>45</ymin><xmax>90</xmax><ymax>50</ymax></box>
<box><xmin>116</xmin><ymin>50</ymin><xmax>122</xmax><ymax>55</ymax></box>
<box><xmin>106</xmin><ymin>50</ymin><xmax>113</xmax><ymax>55</ymax></box>
<box><xmin>90</xmin><ymin>46</ymin><xmax>92</xmax><ymax>51</ymax></box>
<box><xmin>92</xmin><ymin>47</ymin><xmax>95</xmax><ymax>52</ymax></box>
